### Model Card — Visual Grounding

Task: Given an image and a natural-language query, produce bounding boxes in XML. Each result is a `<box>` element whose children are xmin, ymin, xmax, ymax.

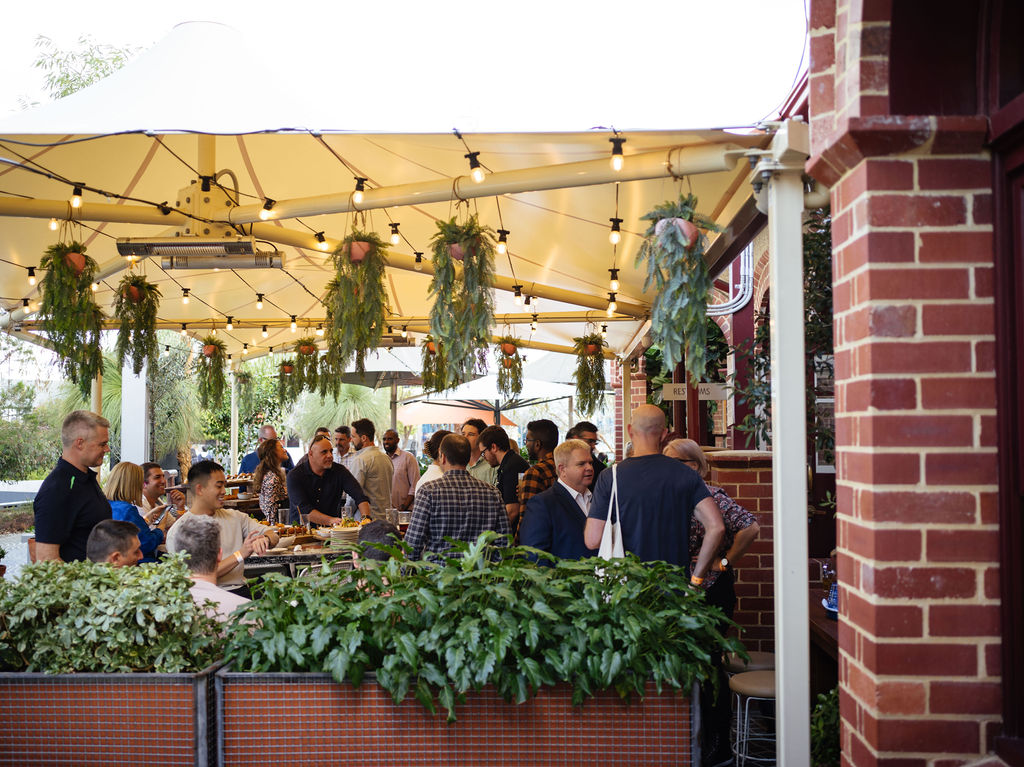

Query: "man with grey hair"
<box><xmin>239</xmin><ymin>424</ymin><xmax>294</xmax><ymax>474</ymax></box>
<box><xmin>34</xmin><ymin>410</ymin><xmax>112</xmax><ymax>562</ymax></box>
<box><xmin>168</xmin><ymin>513</ymin><xmax>250</xmax><ymax>622</ymax></box>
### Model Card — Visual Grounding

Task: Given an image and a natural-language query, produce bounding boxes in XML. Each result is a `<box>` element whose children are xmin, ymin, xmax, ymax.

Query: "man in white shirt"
<box><xmin>382</xmin><ymin>429</ymin><xmax>418</xmax><ymax>511</ymax></box>
<box><xmin>518</xmin><ymin>439</ymin><xmax>597</xmax><ymax>563</ymax></box>
<box><xmin>167</xmin><ymin>513</ymin><xmax>250</xmax><ymax>623</ymax></box>
<box><xmin>348</xmin><ymin>419</ymin><xmax>394</xmax><ymax>520</ymax></box>
<box><xmin>165</xmin><ymin>460</ymin><xmax>278</xmax><ymax>599</ymax></box>
<box><xmin>140</xmin><ymin>462</ymin><xmax>186</xmax><ymax>517</ymax></box>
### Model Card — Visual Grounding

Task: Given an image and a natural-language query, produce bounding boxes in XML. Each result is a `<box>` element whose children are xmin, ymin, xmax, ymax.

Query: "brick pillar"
<box><xmin>808</xmin><ymin>2</ymin><xmax>1001</xmax><ymax>764</ymax></box>
<box><xmin>707</xmin><ymin>450</ymin><xmax>775</xmax><ymax>653</ymax></box>
<box><xmin>612</xmin><ymin>357</ymin><xmax>647</xmax><ymax>461</ymax></box>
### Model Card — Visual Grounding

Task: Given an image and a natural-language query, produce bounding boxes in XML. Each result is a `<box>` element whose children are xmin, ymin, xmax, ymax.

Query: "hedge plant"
<box><xmin>112</xmin><ymin>271</ymin><xmax>162</xmax><ymax>375</ymax></box>
<box><xmin>324</xmin><ymin>230</ymin><xmax>390</xmax><ymax>375</ymax></box>
<box><xmin>0</xmin><ymin>554</ymin><xmax>224</xmax><ymax>673</ymax></box>
<box><xmin>572</xmin><ymin>332</ymin><xmax>607</xmax><ymax>416</ymax></box>
<box><xmin>223</xmin><ymin>532</ymin><xmax>744</xmax><ymax>722</ymax></box>
<box><xmin>428</xmin><ymin>216</ymin><xmax>495</xmax><ymax>388</ymax></box>
<box><xmin>636</xmin><ymin>194</ymin><xmax>719</xmax><ymax>385</ymax></box>
<box><xmin>38</xmin><ymin>241</ymin><xmax>104</xmax><ymax>398</ymax></box>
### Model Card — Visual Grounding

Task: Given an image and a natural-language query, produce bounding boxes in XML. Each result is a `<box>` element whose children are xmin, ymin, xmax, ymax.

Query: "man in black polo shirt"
<box><xmin>34</xmin><ymin>410</ymin><xmax>113</xmax><ymax>562</ymax></box>
<box><xmin>287</xmin><ymin>434</ymin><xmax>372</xmax><ymax>526</ymax></box>
<box><xmin>478</xmin><ymin>425</ymin><xmax>530</xmax><ymax>527</ymax></box>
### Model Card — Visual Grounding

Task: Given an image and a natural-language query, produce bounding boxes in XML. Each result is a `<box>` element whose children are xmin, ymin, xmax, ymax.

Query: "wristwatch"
<box><xmin>719</xmin><ymin>557</ymin><xmax>730</xmax><ymax>571</ymax></box>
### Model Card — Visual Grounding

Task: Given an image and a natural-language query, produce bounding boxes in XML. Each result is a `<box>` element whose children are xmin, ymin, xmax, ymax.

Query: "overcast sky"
<box><xmin>0</xmin><ymin>0</ymin><xmax>809</xmax><ymax>131</ymax></box>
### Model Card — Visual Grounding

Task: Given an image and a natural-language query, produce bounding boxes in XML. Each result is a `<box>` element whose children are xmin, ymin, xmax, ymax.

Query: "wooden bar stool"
<box><xmin>729</xmin><ymin>669</ymin><xmax>776</xmax><ymax>766</ymax></box>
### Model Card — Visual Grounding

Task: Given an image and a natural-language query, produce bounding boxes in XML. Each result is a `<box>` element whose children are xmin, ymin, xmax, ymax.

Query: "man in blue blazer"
<box><xmin>519</xmin><ymin>439</ymin><xmax>598</xmax><ymax>564</ymax></box>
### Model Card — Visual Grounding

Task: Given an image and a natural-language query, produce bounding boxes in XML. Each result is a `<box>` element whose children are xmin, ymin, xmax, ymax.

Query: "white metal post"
<box><xmin>120</xmin><ymin>359</ymin><xmax>150</xmax><ymax>463</ymax></box>
<box><xmin>229</xmin><ymin>373</ymin><xmax>239</xmax><ymax>474</ymax></box>
<box><xmin>764</xmin><ymin>119</ymin><xmax>811</xmax><ymax>766</ymax></box>
<box><xmin>90</xmin><ymin>371</ymin><xmax>102</xmax><ymax>416</ymax></box>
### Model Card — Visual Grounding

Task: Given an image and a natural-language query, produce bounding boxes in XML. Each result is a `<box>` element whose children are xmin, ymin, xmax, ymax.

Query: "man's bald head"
<box><xmin>628</xmin><ymin>404</ymin><xmax>668</xmax><ymax>456</ymax></box>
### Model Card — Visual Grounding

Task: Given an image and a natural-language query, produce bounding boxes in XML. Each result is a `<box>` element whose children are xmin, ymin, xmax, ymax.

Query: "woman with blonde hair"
<box><xmin>254</xmin><ymin>438</ymin><xmax>288</xmax><ymax>524</ymax></box>
<box><xmin>104</xmin><ymin>461</ymin><xmax>173</xmax><ymax>563</ymax></box>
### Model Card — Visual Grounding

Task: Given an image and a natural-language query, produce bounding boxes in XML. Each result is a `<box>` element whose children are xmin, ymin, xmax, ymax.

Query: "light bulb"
<box><xmin>290</xmin><ymin>315</ymin><xmax>297</xmax><ymax>332</ymax></box>
<box><xmin>530</xmin><ymin>315</ymin><xmax>538</xmax><ymax>333</ymax></box>
<box><xmin>414</xmin><ymin>252</ymin><xmax>423</xmax><ymax>271</ymax></box>
<box><xmin>401</xmin><ymin>325</ymin><xmax>408</xmax><ymax>338</ymax></box>
<box><xmin>226</xmin><ymin>316</ymin><xmax>234</xmax><ymax>331</ymax></box>
<box><xmin>611</xmin><ymin>154</ymin><xmax>624</xmax><ymax>172</ymax></box>
<box><xmin>182</xmin><ymin>288</ymin><xmax>190</xmax><ymax>305</ymax></box>
<box><xmin>610</xmin><ymin>137</ymin><xmax>626</xmax><ymax>171</ymax></box>
<box><xmin>315</xmin><ymin>232</ymin><xmax>329</xmax><ymax>251</ymax></box>
<box><xmin>353</xmin><ymin>177</ymin><xmax>366</xmax><ymax>205</ymax></box>
<box><xmin>259</xmin><ymin>198</ymin><xmax>275</xmax><ymax>221</ymax></box>
<box><xmin>71</xmin><ymin>185</ymin><xmax>83</xmax><ymax>208</ymax></box>
<box><xmin>262</xmin><ymin>325</ymin><xmax>268</xmax><ymax>338</ymax></box>
<box><xmin>471</xmin><ymin>166</ymin><xmax>485</xmax><ymax>184</ymax></box>
<box><xmin>243</xmin><ymin>343</ymin><xmax>249</xmax><ymax>355</ymax></box>
<box><xmin>497</xmin><ymin>229</ymin><xmax>509</xmax><ymax>255</ymax></box>
<box><xmin>601</xmin><ymin>324</ymin><xmax>608</xmax><ymax>339</ymax></box>
<box><xmin>389</xmin><ymin>223</ymin><xmax>401</xmax><ymax>246</ymax></box>
<box><xmin>465</xmin><ymin>151</ymin><xmax>485</xmax><ymax>183</ymax></box>
<box><xmin>180</xmin><ymin>324</ymin><xmax>187</xmax><ymax>336</ymax></box>
<box><xmin>609</xmin><ymin>230</ymin><xmax>621</xmax><ymax>245</ymax></box>
<box><xmin>256</xmin><ymin>294</ymin><xmax>264</xmax><ymax>310</ymax></box>
<box><xmin>91</xmin><ymin>282</ymin><xmax>99</xmax><ymax>292</ymax></box>
<box><xmin>607</xmin><ymin>292</ymin><xmax>617</xmax><ymax>316</ymax></box>
<box><xmin>513</xmin><ymin>285</ymin><xmax>523</xmax><ymax>306</ymax></box>
<box><xmin>211</xmin><ymin>327</ymin><xmax>217</xmax><ymax>336</ymax></box>
<box><xmin>316</xmin><ymin>324</ymin><xmax>324</xmax><ymax>337</ymax></box>
<box><xmin>27</xmin><ymin>267</ymin><xmax>36</xmax><ymax>286</ymax></box>
<box><xmin>48</xmin><ymin>218</ymin><xmax>57</xmax><ymax>231</ymax></box>
<box><xmin>163</xmin><ymin>345</ymin><xmax>170</xmax><ymax>357</ymax></box>
<box><xmin>609</xmin><ymin>268</ymin><xmax>620</xmax><ymax>292</ymax></box>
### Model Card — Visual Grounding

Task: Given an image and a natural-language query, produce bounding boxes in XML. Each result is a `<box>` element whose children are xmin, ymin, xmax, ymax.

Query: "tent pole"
<box><xmin>198</xmin><ymin>135</ymin><xmax>216</xmax><ymax>178</ymax></box>
<box><xmin>229</xmin><ymin>372</ymin><xmax>239</xmax><ymax>474</ymax></box>
<box><xmin>390</xmin><ymin>379</ymin><xmax>398</xmax><ymax>432</ymax></box>
<box><xmin>90</xmin><ymin>372</ymin><xmax>102</xmax><ymax>417</ymax></box>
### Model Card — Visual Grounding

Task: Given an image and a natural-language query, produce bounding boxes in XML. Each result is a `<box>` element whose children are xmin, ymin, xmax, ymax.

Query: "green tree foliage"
<box><xmin>0</xmin><ymin>383</ymin><xmax>60</xmax><ymax>481</ymax></box>
<box><xmin>284</xmin><ymin>385</ymin><xmax>390</xmax><ymax>443</ymax></box>
<box><xmin>201</xmin><ymin>357</ymin><xmax>284</xmax><ymax>453</ymax></box>
<box><xmin>32</xmin><ymin>34</ymin><xmax>140</xmax><ymax>101</ymax></box>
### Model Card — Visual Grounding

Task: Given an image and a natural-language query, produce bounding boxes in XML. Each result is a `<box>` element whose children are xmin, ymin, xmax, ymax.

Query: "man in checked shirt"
<box><xmin>519</xmin><ymin>419</ymin><xmax>559</xmax><ymax>506</ymax></box>
<box><xmin>404</xmin><ymin>434</ymin><xmax>511</xmax><ymax>561</ymax></box>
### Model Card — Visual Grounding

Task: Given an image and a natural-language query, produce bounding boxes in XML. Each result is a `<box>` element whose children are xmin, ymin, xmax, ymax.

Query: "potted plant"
<box><xmin>292</xmin><ymin>336</ymin><xmax>320</xmax><ymax>396</ymax></box>
<box><xmin>112</xmin><ymin>272</ymin><xmax>162</xmax><ymax>375</ymax></box>
<box><xmin>195</xmin><ymin>335</ymin><xmax>228</xmax><ymax>409</ymax></box>
<box><xmin>635</xmin><ymin>193</ymin><xmax>719</xmax><ymax>385</ymax></box>
<box><xmin>38</xmin><ymin>241</ymin><xmax>104</xmax><ymax>398</ymax></box>
<box><xmin>276</xmin><ymin>359</ymin><xmax>298</xmax><ymax>406</ymax></box>
<box><xmin>324</xmin><ymin>230</ymin><xmax>390</xmax><ymax>375</ymax></box>
<box><xmin>428</xmin><ymin>216</ymin><xmax>495</xmax><ymax>384</ymax></box>
<box><xmin>495</xmin><ymin>334</ymin><xmax>523</xmax><ymax>399</ymax></box>
<box><xmin>572</xmin><ymin>332</ymin><xmax>607</xmax><ymax>417</ymax></box>
<box><xmin>420</xmin><ymin>335</ymin><xmax>448</xmax><ymax>393</ymax></box>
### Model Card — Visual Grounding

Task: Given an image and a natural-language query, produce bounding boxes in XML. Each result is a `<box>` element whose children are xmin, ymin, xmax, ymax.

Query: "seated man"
<box><xmin>167</xmin><ymin>513</ymin><xmax>250</xmax><ymax>622</ymax></box>
<box><xmin>519</xmin><ymin>439</ymin><xmax>598</xmax><ymax>563</ymax></box>
<box><xmin>85</xmin><ymin>519</ymin><xmax>143</xmax><ymax>567</ymax></box>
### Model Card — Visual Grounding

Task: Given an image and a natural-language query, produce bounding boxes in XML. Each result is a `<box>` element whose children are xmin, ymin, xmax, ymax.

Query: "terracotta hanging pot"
<box><xmin>500</xmin><ymin>342</ymin><xmax>517</xmax><ymax>357</ymax></box>
<box><xmin>502</xmin><ymin>357</ymin><xmax>514</xmax><ymax>369</ymax></box>
<box><xmin>585</xmin><ymin>343</ymin><xmax>600</xmax><ymax>355</ymax></box>
<box><xmin>426</xmin><ymin>340</ymin><xmax>437</xmax><ymax>355</ymax></box>
<box><xmin>124</xmin><ymin>285</ymin><xmax>143</xmax><ymax>303</ymax></box>
<box><xmin>655</xmin><ymin>217</ymin><xmax>699</xmax><ymax>250</ymax></box>
<box><xmin>280</xmin><ymin>363</ymin><xmax>294</xmax><ymax>374</ymax></box>
<box><xmin>349</xmin><ymin>241</ymin><xmax>372</xmax><ymax>263</ymax></box>
<box><xmin>448</xmin><ymin>242</ymin><xmax>465</xmax><ymax>261</ymax></box>
<box><xmin>64</xmin><ymin>250</ymin><xmax>86</xmax><ymax>276</ymax></box>
<box><xmin>299</xmin><ymin>344</ymin><xmax>317</xmax><ymax>355</ymax></box>
<box><xmin>202</xmin><ymin>344</ymin><xmax>218</xmax><ymax>357</ymax></box>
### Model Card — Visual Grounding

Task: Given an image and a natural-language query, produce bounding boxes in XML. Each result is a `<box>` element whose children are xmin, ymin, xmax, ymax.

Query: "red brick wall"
<box><xmin>611</xmin><ymin>357</ymin><xmax>647</xmax><ymax>461</ymax></box>
<box><xmin>808</xmin><ymin>2</ymin><xmax>1002</xmax><ymax>765</ymax></box>
<box><xmin>707</xmin><ymin>451</ymin><xmax>775</xmax><ymax>653</ymax></box>
<box><xmin>217</xmin><ymin>675</ymin><xmax>692</xmax><ymax>766</ymax></box>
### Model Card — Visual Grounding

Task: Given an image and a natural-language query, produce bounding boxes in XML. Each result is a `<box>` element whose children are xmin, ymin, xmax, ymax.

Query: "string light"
<box><xmin>261</xmin><ymin>325</ymin><xmax>268</xmax><ymax>339</ymax></box>
<box><xmin>496</xmin><ymin>229</ymin><xmax>509</xmax><ymax>255</ymax></box>
<box><xmin>609</xmin><ymin>137</ymin><xmax>626</xmax><ymax>172</ymax></box>
<box><xmin>181</xmin><ymin>288</ymin><xmax>190</xmax><ymax>305</ymax></box>
<box><xmin>388</xmin><ymin>223</ymin><xmax>401</xmax><ymax>245</ymax></box>
<box><xmin>465</xmin><ymin>152</ymin><xmax>485</xmax><ymax>183</ymax></box>
<box><xmin>353</xmin><ymin>177</ymin><xmax>367</xmax><ymax>205</ymax></box>
<box><xmin>180</xmin><ymin>323</ymin><xmax>187</xmax><ymax>336</ymax></box>
<box><xmin>21</xmin><ymin>298</ymin><xmax>29</xmax><ymax>310</ymax></box>
<box><xmin>315</xmin><ymin>232</ymin><xmax>329</xmax><ymax>251</ymax></box>
<box><xmin>414</xmin><ymin>252</ymin><xmax>423</xmax><ymax>271</ymax></box>
<box><xmin>523</xmin><ymin>294</ymin><xmax>532</xmax><ymax>307</ymax></box>
<box><xmin>387</xmin><ymin>325</ymin><xmax>393</xmax><ymax>335</ymax></box>
<box><xmin>513</xmin><ymin>285</ymin><xmax>523</xmax><ymax>306</ymax></box>
<box><xmin>48</xmin><ymin>218</ymin><xmax>57</xmax><ymax>231</ymax></box>
<box><xmin>290</xmin><ymin>315</ymin><xmax>297</xmax><ymax>332</ymax></box>
<box><xmin>163</xmin><ymin>345</ymin><xmax>170</xmax><ymax>357</ymax></box>
<box><xmin>226</xmin><ymin>316</ymin><xmax>234</xmax><ymax>331</ymax></box>
<box><xmin>211</xmin><ymin>326</ymin><xmax>217</xmax><ymax>336</ymax></box>
<box><xmin>609</xmin><ymin>268</ymin><xmax>620</xmax><ymax>292</ymax></box>
<box><xmin>601</xmin><ymin>324</ymin><xmax>608</xmax><ymax>339</ymax></box>
<box><xmin>530</xmin><ymin>314</ymin><xmax>538</xmax><ymax>333</ymax></box>
<box><xmin>259</xmin><ymin>199</ymin><xmax>276</xmax><ymax>221</ymax></box>
<box><xmin>91</xmin><ymin>282</ymin><xmax>99</xmax><ymax>292</ymax></box>
<box><xmin>609</xmin><ymin>217</ymin><xmax>622</xmax><ymax>245</ymax></box>
<box><xmin>27</xmin><ymin>267</ymin><xmax>35</xmax><ymax>286</ymax></box>
<box><xmin>316</xmin><ymin>324</ymin><xmax>324</xmax><ymax>337</ymax></box>
<box><xmin>255</xmin><ymin>293</ymin><xmax>264</xmax><ymax>310</ymax></box>
<box><xmin>227</xmin><ymin>353</ymin><xmax>233</xmax><ymax>362</ymax></box>
<box><xmin>242</xmin><ymin>343</ymin><xmax>249</xmax><ymax>355</ymax></box>
<box><xmin>607</xmin><ymin>292</ymin><xmax>617</xmax><ymax>317</ymax></box>
<box><xmin>401</xmin><ymin>325</ymin><xmax>408</xmax><ymax>339</ymax></box>
<box><xmin>70</xmin><ymin>185</ymin><xmax>83</xmax><ymax>208</ymax></box>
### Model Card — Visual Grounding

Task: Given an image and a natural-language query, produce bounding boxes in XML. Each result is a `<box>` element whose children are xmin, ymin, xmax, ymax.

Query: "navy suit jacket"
<box><xmin>519</xmin><ymin>482</ymin><xmax>597</xmax><ymax>564</ymax></box>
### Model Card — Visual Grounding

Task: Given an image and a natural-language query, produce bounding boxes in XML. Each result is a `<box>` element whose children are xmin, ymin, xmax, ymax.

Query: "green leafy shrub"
<box><xmin>572</xmin><ymin>333</ymin><xmax>607</xmax><ymax>416</ymax></box>
<box><xmin>223</xmin><ymin>533</ymin><xmax>743</xmax><ymax>721</ymax></box>
<box><xmin>811</xmin><ymin>686</ymin><xmax>840</xmax><ymax>767</ymax></box>
<box><xmin>194</xmin><ymin>335</ymin><xmax>228</xmax><ymax>410</ymax></box>
<box><xmin>112</xmin><ymin>271</ymin><xmax>162</xmax><ymax>375</ymax></box>
<box><xmin>324</xmin><ymin>230</ymin><xmax>390</xmax><ymax>375</ymax></box>
<box><xmin>0</xmin><ymin>554</ymin><xmax>224</xmax><ymax>673</ymax></box>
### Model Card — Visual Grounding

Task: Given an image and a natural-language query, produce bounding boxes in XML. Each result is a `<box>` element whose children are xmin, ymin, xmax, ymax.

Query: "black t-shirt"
<box><xmin>588</xmin><ymin>454</ymin><xmax>710</xmax><ymax>567</ymax></box>
<box><xmin>496</xmin><ymin>450</ymin><xmax>531</xmax><ymax>505</ymax></box>
<box><xmin>286</xmin><ymin>461</ymin><xmax>368</xmax><ymax>518</ymax></box>
<box><xmin>33</xmin><ymin>458</ymin><xmax>112</xmax><ymax>562</ymax></box>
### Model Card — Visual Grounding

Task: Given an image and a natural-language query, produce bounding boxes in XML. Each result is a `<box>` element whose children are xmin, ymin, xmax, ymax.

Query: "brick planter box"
<box><xmin>216</xmin><ymin>670</ymin><xmax>696</xmax><ymax>766</ymax></box>
<box><xmin>0</xmin><ymin>663</ymin><xmax>219</xmax><ymax>766</ymax></box>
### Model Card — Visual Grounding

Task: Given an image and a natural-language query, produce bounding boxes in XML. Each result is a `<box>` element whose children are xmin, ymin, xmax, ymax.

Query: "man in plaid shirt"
<box><xmin>519</xmin><ymin>419</ymin><xmax>559</xmax><ymax>505</ymax></box>
<box><xmin>405</xmin><ymin>434</ymin><xmax>511</xmax><ymax>561</ymax></box>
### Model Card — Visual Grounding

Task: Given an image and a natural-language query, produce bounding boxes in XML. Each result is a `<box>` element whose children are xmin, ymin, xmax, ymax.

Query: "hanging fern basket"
<box><xmin>38</xmin><ymin>241</ymin><xmax>104</xmax><ymax>398</ymax></box>
<box><xmin>113</xmin><ymin>272</ymin><xmax>162</xmax><ymax>375</ymax></box>
<box><xmin>194</xmin><ymin>335</ymin><xmax>228</xmax><ymax>409</ymax></box>
<box><xmin>324</xmin><ymin>229</ymin><xmax>389</xmax><ymax>376</ymax></box>
<box><xmin>495</xmin><ymin>335</ymin><xmax>524</xmax><ymax>399</ymax></box>
<box><xmin>636</xmin><ymin>193</ymin><xmax>720</xmax><ymax>385</ymax></box>
<box><xmin>572</xmin><ymin>333</ymin><xmax>607</xmax><ymax>417</ymax></box>
<box><xmin>292</xmin><ymin>336</ymin><xmax>320</xmax><ymax>396</ymax></box>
